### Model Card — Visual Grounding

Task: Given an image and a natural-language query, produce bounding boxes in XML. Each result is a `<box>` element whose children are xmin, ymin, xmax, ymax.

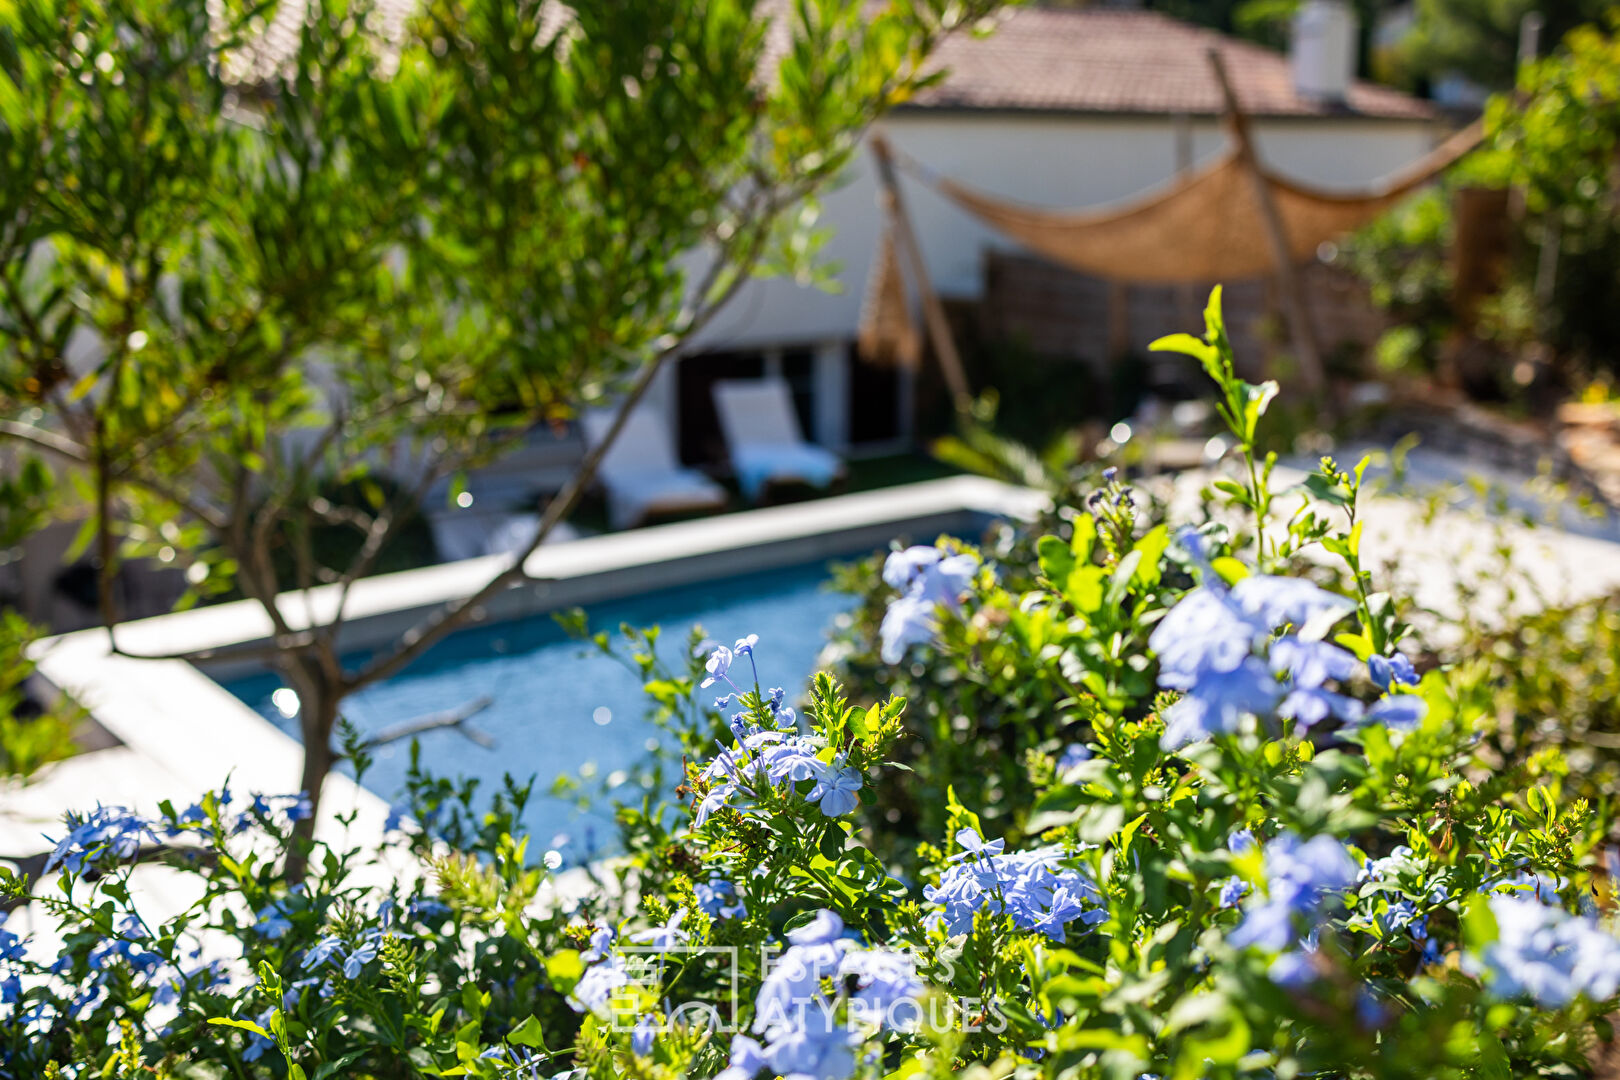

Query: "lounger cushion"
<box><xmin>731</xmin><ymin>443</ymin><xmax>843</xmax><ymax>500</ymax></box>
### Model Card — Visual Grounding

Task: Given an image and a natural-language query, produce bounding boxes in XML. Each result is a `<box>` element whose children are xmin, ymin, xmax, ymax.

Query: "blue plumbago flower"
<box><xmin>1360</xmin><ymin>694</ymin><xmax>1427</xmax><ymax>731</ymax></box>
<box><xmin>1229</xmin><ymin>828</ymin><xmax>1257</xmax><ymax>854</ymax></box>
<box><xmin>1359</xmin><ymin>845</ymin><xmax>1418</xmax><ymax>884</ymax></box>
<box><xmin>694</xmin><ymin>878</ymin><xmax>748</xmax><ymax>921</ymax></box>
<box><xmin>1268</xmin><ymin>948</ymin><xmax>1317</xmax><ymax>989</ymax></box>
<box><xmin>253</xmin><ymin>902</ymin><xmax>294</xmax><ymax>940</ymax></box>
<box><xmin>1279</xmin><ymin>684</ymin><xmax>1365</xmax><ymax>728</ymax></box>
<box><xmin>1229</xmin><ymin>833</ymin><xmax>1358</xmax><ymax>953</ymax></box>
<box><xmin>629</xmin><ymin>908</ymin><xmax>688</xmax><ymax>951</ymax></box>
<box><xmin>302</xmin><ymin>936</ymin><xmax>345</xmax><ymax>971</ymax></box>
<box><xmin>581</xmin><ymin>923</ymin><xmax>616</xmax><ymax>963</ymax></box>
<box><xmin>747</xmin><ymin>730</ymin><xmax>825</xmax><ymax>785</ymax></box>
<box><xmin>715</xmin><ymin>1035</ymin><xmax>768</xmax><ymax>1080</ymax></box>
<box><xmin>841</xmin><ymin>948</ymin><xmax>925</xmax><ymax>1030</ymax></box>
<box><xmin>0</xmin><ymin>926</ymin><xmax>25</xmax><ymax>964</ymax></box>
<box><xmin>926</xmin><ymin>837</ymin><xmax>1104</xmax><ymax>941</ymax></box>
<box><xmin>0</xmin><ymin>973</ymin><xmax>20</xmax><ymax>1005</ymax></box>
<box><xmin>343</xmin><ymin>936</ymin><xmax>379</xmax><ymax>979</ymax></box>
<box><xmin>1150</xmin><ymin>564</ymin><xmax>1396</xmax><ymax>748</ymax></box>
<box><xmin>1270</xmin><ymin>637</ymin><xmax>1359</xmax><ymax>691</ymax></box>
<box><xmin>1218</xmin><ymin>877</ymin><xmax>1249</xmax><ymax>908</ymax></box>
<box><xmin>807</xmin><ymin>759</ymin><xmax>863</xmax><ymax>817</ymax></box>
<box><xmin>1159</xmin><ymin>657</ymin><xmax>1284</xmax><ymax>749</ymax></box>
<box><xmin>754</xmin><ymin>911</ymin><xmax>851</xmax><ymax>1037</ymax></box>
<box><xmin>879</xmin><ymin>594</ymin><xmax>939</xmax><ymax>667</ymax></box>
<box><xmin>879</xmin><ymin>545</ymin><xmax>979</xmax><ymax>664</ymax></box>
<box><xmin>44</xmin><ymin>805</ymin><xmax>163</xmax><ymax>874</ymax></box>
<box><xmin>88</xmin><ymin>936</ymin><xmax>160</xmax><ymax>977</ymax></box>
<box><xmin>761</xmin><ymin>1010</ymin><xmax>858</xmax><ymax>1080</ymax></box>
<box><xmin>632</xmin><ymin>1013</ymin><xmax>658</xmax><ymax>1056</ymax></box>
<box><xmin>407</xmin><ymin>897</ymin><xmax>451</xmax><ymax>924</ymax></box>
<box><xmin>693</xmin><ymin>686</ymin><xmax>849</xmax><ymax>825</ymax></box>
<box><xmin>1368</xmin><ymin>651</ymin><xmax>1419</xmax><ymax>691</ymax></box>
<box><xmin>1150</xmin><ymin>587</ymin><xmax>1269</xmax><ymax>684</ymax></box>
<box><xmin>1227</xmin><ymin>575</ymin><xmax>1356</xmax><ymax>636</ymax></box>
<box><xmin>1464</xmin><ymin>895</ymin><xmax>1620</xmax><ymax>1006</ymax></box>
<box><xmin>701</xmin><ymin>644</ymin><xmax>735</xmax><ymax>690</ymax></box>
<box><xmin>734</xmin><ymin>634</ymin><xmax>759</xmax><ymax>656</ymax></box>
<box><xmin>947</xmin><ymin>828</ymin><xmax>1006</xmax><ymax>864</ymax></box>
<box><xmin>1055</xmin><ymin>743</ymin><xmax>1092</xmax><ymax>775</ymax></box>
<box><xmin>568</xmin><ymin>953</ymin><xmax>629</xmax><ymax>1016</ymax></box>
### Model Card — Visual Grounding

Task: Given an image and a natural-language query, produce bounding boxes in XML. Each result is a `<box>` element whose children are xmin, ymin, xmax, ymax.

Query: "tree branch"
<box><xmin>345</xmin><ymin>183</ymin><xmax>792</xmax><ymax>694</ymax></box>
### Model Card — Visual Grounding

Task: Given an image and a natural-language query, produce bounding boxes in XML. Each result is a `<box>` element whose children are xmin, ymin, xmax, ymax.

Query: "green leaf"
<box><xmin>1462</xmin><ymin>893</ymin><xmax>1499</xmax><ymax>951</ymax></box>
<box><xmin>507</xmin><ymin>1014</ymin><xmax>546</xmax><ymax>1049</ymax></box>
<box><xmin>545</xmin><ymin>950</ymin><xmax>584</xmax><ymax>996</ymax></box>
<box><xmin>314</xmin><ymin>1051</ymin><xmax>367</xmax><ymax>1079</ymax></box>
<box><xmin>1037</xmin><ymin>534</ymin><xmax>1075</xmax><ymax>585</ymax></box>
<box><xmin>1070</xmin><ymin>513</ymin><xmax>1097</xmax><ymax>563</ymax></box>
<box><xmin>1105</xmin><ymin>550</ymin><xmax>1142</xmax><ymax>609</ymax></box>
<box><xmin>207</xmin><ymin>1017</ymin><xmax>271</xmax><ymax>1039</ymax></box>
<box><xmin>1240</xmin><ymin>380</ymin><xmax>1280</xmax><ymax>440</ymax></box>
<box><xmin>1131</xmin><ymin>524</ymin><xmax>1170</xmax><ymax>590</ymax></box>
<box><xmin>1066</xmin><ymin>565</ymin><xmax>1107</xmax><ymax>615</ymax></box>
<box><xmin>1147</xmin><ymin>332</ymin><xmax>1214</xmax><ymax>365</ymax></box>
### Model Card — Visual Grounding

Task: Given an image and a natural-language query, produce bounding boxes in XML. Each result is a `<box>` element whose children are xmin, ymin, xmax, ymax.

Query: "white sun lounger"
<box><xmin>580</xmin><ymin>405</ymin><xmax>728</xmax><ymax>530</ymax></box>
<box><xmin>711</xmin><ymin>376</ymin><xmax>845</xmax><ymax>501</ymax></box>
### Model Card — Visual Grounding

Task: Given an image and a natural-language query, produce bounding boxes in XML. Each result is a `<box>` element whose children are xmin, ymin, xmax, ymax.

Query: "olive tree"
<box><xmin>0</xmin><ymin>0</ymin><xmax>998</xmax><ymax>868</ymax></box>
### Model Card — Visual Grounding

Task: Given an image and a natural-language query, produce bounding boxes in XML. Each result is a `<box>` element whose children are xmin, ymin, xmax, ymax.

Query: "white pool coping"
<box><xmin>8</xmin><ymin>476</ymin><xmax>1044</xmax><ymax>856</ymax></box>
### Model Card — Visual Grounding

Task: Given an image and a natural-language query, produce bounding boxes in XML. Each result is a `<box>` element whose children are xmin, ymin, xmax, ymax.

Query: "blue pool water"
<box><xmin>215</xmin><ymin>558</ymin><xmax>860</xmax><ymax>856</ymax></box>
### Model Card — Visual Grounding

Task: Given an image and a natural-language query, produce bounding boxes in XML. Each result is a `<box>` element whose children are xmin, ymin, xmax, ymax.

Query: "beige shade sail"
<box><xmin>902</xmin><ymin>119</ymin><xmax>1483</xmax><ymax>285</ymax></box>
<box><xmin>856</xmin><ymin>216</ymin><xmax>923</xmax><ymax>369</ymax></box>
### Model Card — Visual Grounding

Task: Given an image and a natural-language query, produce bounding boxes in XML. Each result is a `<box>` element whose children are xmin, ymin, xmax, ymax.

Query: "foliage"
<box><xmin>1470</xmin><ymin>591</ymin><xmax>1620</xmax><ymax>814</ymax></box>
<box><xmin>1394</xmin><ymin>0</ymin><xmax>1607</xmax><ymax>91</ymax></box>
<box><xmin>0</xmin><ymin>611</ymin><xmax>79</xmax><ymax>778</ymax></box>
<box><xmin>0</xmin><ymin>0</ymin><xmax>1000</xmax><ymax>828</ymax></box>
<box><xmin>6</xmin><ymin>289</ymin><xmax>1620</xmax><ymax>1080</ymax></box>
<box><xmin>1344</xmin><ymin>14</ymin><xmax>1620</xmax><ymax>387</ymax></box>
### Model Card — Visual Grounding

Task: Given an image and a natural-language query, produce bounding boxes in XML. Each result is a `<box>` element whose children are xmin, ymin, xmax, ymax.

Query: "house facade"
<box><xmin>661</xmin><ymin>5</ymin><xmax>1444</xmax><ymax>460</ymax></box>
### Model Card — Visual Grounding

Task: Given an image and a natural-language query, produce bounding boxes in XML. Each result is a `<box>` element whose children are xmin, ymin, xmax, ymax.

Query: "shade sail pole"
<box><xmin>870</xmin><ymin>132</ymin><xmax>974</xmax><ymax>417</ymax></box>
<box><xmin>1207</xmin><ymin>48</ymin><xmax>1328</xmax><ymax>402</ymax></box>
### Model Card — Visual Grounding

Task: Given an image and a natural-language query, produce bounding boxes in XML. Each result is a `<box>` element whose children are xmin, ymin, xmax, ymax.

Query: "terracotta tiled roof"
<box><xmin>905</xmin><ymin>8</ymin><xmax>1435</xmax><ymax>121</ymax></box>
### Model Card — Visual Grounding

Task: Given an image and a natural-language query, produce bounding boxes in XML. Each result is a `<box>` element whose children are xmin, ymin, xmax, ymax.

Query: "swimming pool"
<box><xmin>214</xmin><ymin>557</ymin><xmax>861</xmax><ymax>856</ymax></box>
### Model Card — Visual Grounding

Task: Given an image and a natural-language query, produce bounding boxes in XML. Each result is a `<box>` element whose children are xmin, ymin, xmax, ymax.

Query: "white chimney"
<box><xmin>1291</xmin><ymin>0</ymin><xmax>1358</xmax><ymax>103</ymax></box>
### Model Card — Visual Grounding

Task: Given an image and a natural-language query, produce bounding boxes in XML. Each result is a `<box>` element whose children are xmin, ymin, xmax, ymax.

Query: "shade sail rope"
<box><xmin>889</xmin><ymin>119</ymin><xmax>1483</xmax><ymax>285</ymax></box>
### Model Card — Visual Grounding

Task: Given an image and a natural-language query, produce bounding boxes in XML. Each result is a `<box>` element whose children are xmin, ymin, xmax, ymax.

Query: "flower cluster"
<box><xmin>694</xmin><ymin>877</ymin><xmax>747</xmax><ymax>921</ymax></box>
<box><xmin>1150</xmin><ymin>532</ymin><xmax>1425</xmax><ymax>748</ymax></box>
<box><xmin>44</xmin><ymin>792</ymin><xmax>313</xmax><ymax>877</ymax></box>
<box><xmin>1464</xmin><ymin>895</ymin><xmax>1620</xmax><ymax>1007</ymax></box>
<box><xmin>878</xmin><ymin>544</ymin><xmax>978</xmax><ymax>664</ymax></box>
<box><xmin>1229</xmin><ymin>832</ymin><xmax>1358</xmax><ymax>956</ymax></box>
<box><xmin>44</xmin><ymin>806</ymin><xmax>165</xmax><ymax>875</ymax></box>
<box><xmin>924</xmin><ymin>829</ymin><xmax>1105</xmax><ymax>941</ymax></box>
<box><xmin>693</xmin><ymin>641</ymin><xmax>864</xmax><ymax>825</ymax></box>
<box><xmin>723</xmin><ymin>910</ymin><xmax>923</xmax><ymax>1078</ymax></box>
<box><xmin>302</xmin><ymin>928</ymin><xmax>387</xmax><ymax>981</ymax></box>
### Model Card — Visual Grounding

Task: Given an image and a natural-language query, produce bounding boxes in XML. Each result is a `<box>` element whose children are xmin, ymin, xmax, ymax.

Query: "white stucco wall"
<box><xmin>694</xmin><ymin>111</ymin><xmax>1442</xmax><ymax>352</ymax></box>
